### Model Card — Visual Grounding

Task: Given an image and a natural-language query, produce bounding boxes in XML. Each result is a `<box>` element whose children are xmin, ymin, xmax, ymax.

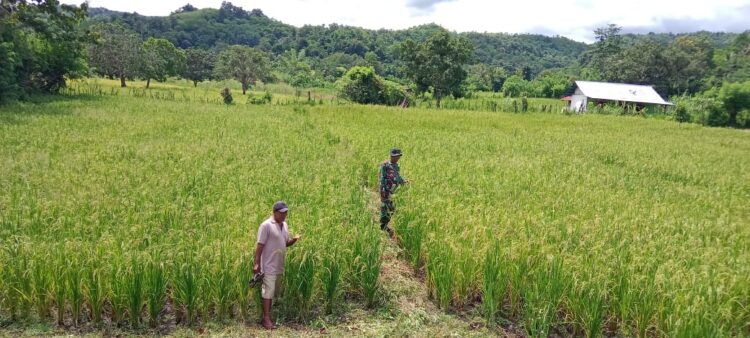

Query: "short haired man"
<box><xmin>379</xmin><ymin>148</ymin><xmax>408</xmax><ymax>235</ymax></box>
<box><xmin>253</xmin><ymin>201</ymin><xmax>301</xmax><ymax>329</ymax></box>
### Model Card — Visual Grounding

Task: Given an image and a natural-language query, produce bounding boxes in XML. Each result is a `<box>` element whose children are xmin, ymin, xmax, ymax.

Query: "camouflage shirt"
<box><xmin>379</xmin><ymin>160</ymin><xmax>406</xmax><ymax>195</ymax></box>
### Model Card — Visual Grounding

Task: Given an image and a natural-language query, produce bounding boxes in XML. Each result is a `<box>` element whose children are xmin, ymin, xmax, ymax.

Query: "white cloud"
<box><xmin>62</xmin><ymin>0</ymin><xmax>750</xmax><ymax>42</ymax></box>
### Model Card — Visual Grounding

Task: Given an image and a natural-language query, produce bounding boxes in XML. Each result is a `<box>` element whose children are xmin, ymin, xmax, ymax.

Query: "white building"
<box><xmin>570</xmin><ymin>81</ymin><xmax>671</xmax><ymax>112</ymax></box>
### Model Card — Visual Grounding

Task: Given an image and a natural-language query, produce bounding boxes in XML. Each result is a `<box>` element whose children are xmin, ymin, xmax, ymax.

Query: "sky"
<box><xmin>60</xmin><ymin>0</ymin><xmax>750</xmax><ymax>42</ymax></box>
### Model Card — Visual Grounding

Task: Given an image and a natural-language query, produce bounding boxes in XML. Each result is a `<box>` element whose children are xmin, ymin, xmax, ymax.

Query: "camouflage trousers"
<box><xmin>380</xmin><ymin>193</ymin><xmax>395</xmax><ymax>229</ymax></box>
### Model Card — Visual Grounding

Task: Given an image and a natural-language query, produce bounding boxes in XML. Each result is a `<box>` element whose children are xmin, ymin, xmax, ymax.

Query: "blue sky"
<box><xmin>62</xmin><ymin>0</ymin><xmax>750</xmax><ymax>42</ymax></box>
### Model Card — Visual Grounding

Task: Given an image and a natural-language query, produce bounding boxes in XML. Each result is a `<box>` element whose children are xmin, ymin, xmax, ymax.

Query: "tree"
<box><xmin>336</xmin><ymin>66</ymin><xmax>384</xmax><ymax>104</ymax></box>
<box><xmin>363</xmin><ymin>51</ymin><xmax>382</xmax><ymax>74</ymax></box>
<box><xmin>214</xmin><ymin>45</ymin><xmax>272</xmax><ymax>94</ymax></box>
<box><xmin>316</xmin><ymin>52</ymin><xmax>366</xmax><ymax>82</ymax></box>
<box><xmin>582</xmin><ymin>24</ymin><xmax>624</xmax><ymax>80</ymax></box>
<box><xmin>466</xmin><ymin>64</ymin><xmax>508</xmax><ymax>92</ymax></box>
<box><xmin>665</xmin><ymin>36</ymin><xmax>713</xmax><ymax>95</ymax></box>
<box><xmin>275</xmin><ymin>49</ymin><xmax>320</xmax><ymax>88</ymax></box>
<box><xmin>501</xmin><ymin>75</ymin><xmax>530</xmax><ymax>97</ymax></box>
<box><xmin>399</xmin><ymin>29</ymin><xmax>474</xmax><ymax>107</ymax></box>
<box><xmin>612</xmin><ymin>40</ymin><xmax>672</xmax><ymax>95</ymax></box>
<box><xmin>88</xmin><ymin>23</ymin><xmax>141</xmax><ymax>87</ymax></box>
<box><xmin>336</xmin><ymin>66</ymin><xmax>409</xmax><ymax>106</ymax></box>
<box><xmin>717</xmin><ymin>81</ymin><xmax>750</xmax><ymax>126</ymax></box>
<box><xmin>519</xmin><ymin>66</ymin><xmax>533</xmax><ymax>81</ymax></box>
<box><xmin>530</xmin><ymin>70</ymin><xmax>574</xmax><ymax>98</ymax></box>
<box><xmin>141</xmin><ymin>37</ymin><xmax>186</xmax><ymax>88</ymax></box>
<box><xmin>173</xmin><ymin>4</ymin><xmax>197</xmax><ymax>14</ymax></box>
<box><xmin>183</xmin><ymin>48</ymin><xmax>215</xmax><ymax>87</ymax></box>
<box><xmin>0</xmin><ymin>0</ymin><xmax>89</xmax><ymax>101</ymax></box>
<box><xmin>714</xmin><ymin>32</ymin><xmax>750</xmax><ymax>84</ymax></box>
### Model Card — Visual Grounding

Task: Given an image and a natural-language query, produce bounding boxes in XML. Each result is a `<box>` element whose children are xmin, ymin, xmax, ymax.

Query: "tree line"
<box><xmin>2</xmin><ymin>1</ymin><xmax>749</xmax><ymax>127</ymax></box>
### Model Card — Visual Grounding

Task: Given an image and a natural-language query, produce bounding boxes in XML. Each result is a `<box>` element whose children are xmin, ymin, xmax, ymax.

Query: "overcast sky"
<box><xmin>61</xmin><ymin>0</ymin><xmax>750</xmax><ymax>42</ymax></box>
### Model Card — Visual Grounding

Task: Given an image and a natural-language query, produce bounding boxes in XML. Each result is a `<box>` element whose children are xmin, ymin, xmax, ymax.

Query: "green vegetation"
<box><xmin>0</xmin><ymin>87</ymin><xmax>384</xmax><ymax>331</ymax></box>
<box><xmin>5</xmin><ymin>1</ymin><xmax>750</xmax><ymax>129</ymax></box>
<box><xmin>2</xmin><ymin>1</ymin><xmax>750</xmax><ymax>335</ymax></box>
<box><xmin>399</xmin><ymin>29</ymin><xmax>473</xmax><ymax>107</ymax></box>
<box><xmin>336</xmin><ymin>66</ymin><xmax>408</xmax><ymax>106</ymax></box>
<box><xmin>0</xmin><ymin>0</ymin><xmax>89</xmax><ymax>102</ymax></box>
<box><xmin>214</xmin><ymin>45</ymin><xmax>272</xmax><ymax>95</ymax></box>
<box><xmin>1</xmin><ymin>79</ymin><xmax>749</xmax><ymax>336</ymax></box>
<box><xmin>87</xmin><ymin>22</ymin><xmax>143</xmax><ymax>87</ymax></box>
<box><xmin>141</xmin><ymin>38</ymin><xmax>186</xmax><ymax>89</ymax></box>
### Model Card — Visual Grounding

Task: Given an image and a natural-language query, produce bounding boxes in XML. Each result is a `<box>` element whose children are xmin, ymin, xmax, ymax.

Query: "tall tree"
<box><xmin>714</xmin><ymin>32</ymin><xmax>750</xmax><ymax>83</ymax></box>
<box><xmin>183</xmin><ymin>48</ymin><xmax>215</xmax><ymax>87</ymax></box>
<box><xmin>0</xmin><ymin>0</ymin><xmax>88</xmax><ymax>101</ymax></box>
<box><xmin>665</xmin><ymin>36</ymin><xmax>713</xmax><ymax>95</ymax></box>
<box><xmin>88</xmin><ymin>23</ymin><xmax>141</xmax><ymax>87</ymax></box>
<box><xmin>141</xmin><ymin>37</ymin><xmax>186</xmax><ymax>88</ymax></box>
<box><xmin>399</xmin><ymin>29</ymin><xmax>474</xmax><ymax>107</ymax></box>
<box><xmin>612</xmin><ymin>39</ymin><xmax>672</xmax><ymax>95</ymax></box>
<box><xmin>466</xmin><ymin>64</ymin><xmax>507</xmax><ymax>92</ymax></box>
<box><xmin>501</xmin><ymin>75</ymin><xmax>530</xmax><ymax>97</ymax></box>
<box><xmin>214</xmin><ymin>45</ymin><xmax>272</xmax><ymax>94</ymax></box>
<box><xmin>275</xmin><ymin>49</ymin><xmax>319</xmax><ymax>88</ymax></box>
<box><xmin>582</xmin><ymin>24</ymin><xmax>624</xmax><ymax>80</ymax></box>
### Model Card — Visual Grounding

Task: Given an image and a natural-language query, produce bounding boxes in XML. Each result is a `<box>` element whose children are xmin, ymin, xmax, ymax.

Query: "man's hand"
<box><xmin>287</xmin><ymin>234</ymin><xmax>301</xmax><ymax>247</ymax></box>
<box><xmin>253</xmin><ymin>263</ymin><xmax>260</xmax><ymax>274</ymax></box>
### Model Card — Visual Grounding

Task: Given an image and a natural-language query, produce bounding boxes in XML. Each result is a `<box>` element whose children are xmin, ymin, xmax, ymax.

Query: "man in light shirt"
<box><xmin>253</xmin><ymin>201</ymin><xmax>301</xmax><ymax>329</ymax></box>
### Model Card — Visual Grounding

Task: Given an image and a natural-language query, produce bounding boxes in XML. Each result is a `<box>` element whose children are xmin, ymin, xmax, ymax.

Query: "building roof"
<box><xmin>575</xmin><ymin>81</ymin><xmax>671</xmax><ymax>105</ymax></box>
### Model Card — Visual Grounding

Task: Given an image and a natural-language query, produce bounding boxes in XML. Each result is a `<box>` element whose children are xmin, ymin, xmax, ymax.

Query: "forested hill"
<box><xmin>86</xmin><ymin>4</ymin><xmax>588</xmax><ymax>78</ymax></box>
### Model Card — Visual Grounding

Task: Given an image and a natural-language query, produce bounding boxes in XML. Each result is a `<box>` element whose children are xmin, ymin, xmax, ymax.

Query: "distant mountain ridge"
<box><xmin>85</xmin><ymin>5</ymin><xmax>740</xmax><ymax>78</ymax></box>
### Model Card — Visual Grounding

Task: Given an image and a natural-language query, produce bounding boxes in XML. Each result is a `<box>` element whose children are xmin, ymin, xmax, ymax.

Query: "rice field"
<box><xmin>1</xmin><ymin>84</ymin><xmax>749</xmax><ymax>337</ymax></box>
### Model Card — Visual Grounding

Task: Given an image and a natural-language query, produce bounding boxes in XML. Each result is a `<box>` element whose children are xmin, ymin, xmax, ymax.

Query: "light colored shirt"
<box><xmin>257</xmin><ymin>217</ymin><xmax>289</xmax><ymax>275</ymax></box>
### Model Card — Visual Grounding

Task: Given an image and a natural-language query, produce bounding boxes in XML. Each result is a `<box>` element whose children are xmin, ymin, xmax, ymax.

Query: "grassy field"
<box><xmin>1</xmin><ymin>82</ymin><xmax>749</xmax><ymax>337</ymax></box>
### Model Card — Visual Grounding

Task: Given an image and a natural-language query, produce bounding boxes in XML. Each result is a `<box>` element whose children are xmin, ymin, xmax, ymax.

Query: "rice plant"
<box><xmin>426</xmin><ymin>240</ymin><xmax>453</xmax><ymax>309</ymax></box>
<box><xmin>145</xmin><ymin>259</ymin><xmax>167</xmax><ymax>328</ymax></box>
<box><xmin>568</xmin><ymin>283</ymin><xmax>606</xmax><ymax>338</ymax></box>
<box><xmin>282</xmin><ymin>250</ymin><xmax>316</xmax><ymax>321</ymax></box>
<box><xmin>51</xmin><ymin>256</ymin><xmax>67</xmax><ymax>326</ymax></box>
<box><xmin>0</xmin><ymin>81</ymin><xmax>748</xmax><ymax>336</ymax></box>
<box><xmin>209</xmin><ymin>246</ymin><xmax>235</xmax><ymax>321</ymax></box>
<box><xmin>125</xmin><ymin>260</ymin><xmax>145</xmax><ymax>328</ymax></box>
<box><xmin>172</xmin><ymin>259</ymin><xmax>199</xmax><ymax>326</ymax></box>
<box><xmin>32</xmin><ymin>258</ymin><xmax>51</xmax><ymax>321</ymax></box>
<box><xmin>84</xmin><ymin>266</ymin><xmax>105</xmax><ymax>325</ymax></box>
<box><xmin>235</xmin><ymin>253</ymin><xmax>254</xmax><ymax>322</ymax></box>
<box><xmin>320</xmin><ymin>250</ymin><xmax>342</xmax><ymax>315</ymax></box>
<box><xmin>66</xmin><ymin>258</ymin><xmax>84</xmax><ymax>326</ymax></box>
<box><xmin>482</xmin><ymin>239</ymin><xmax>506</xmax><ymax>324</ymax></box>
<box><xmin>352</xmin><ymin>226</ymin><xmax>382</xmax><ymax>308</ymax></box>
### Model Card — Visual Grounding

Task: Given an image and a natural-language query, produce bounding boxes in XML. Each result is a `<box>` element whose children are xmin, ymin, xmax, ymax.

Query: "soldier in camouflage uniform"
<box><xmin>379</xmin><ymin>148</ymin><xmax>408</xmax><ymax>235</ymax></box>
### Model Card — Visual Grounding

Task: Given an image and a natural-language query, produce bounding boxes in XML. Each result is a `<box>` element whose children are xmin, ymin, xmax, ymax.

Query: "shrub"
<box><xmin>693</xmin><ymin>97</ymin><xmax>729</xmax><ymax>127</ymax></box>
<box><xmin>717</xmin><ymin>81</ymin><xmax>750</xmax><ymax>126</ymax></box>
<box><xmin>736</xmin><ymin>109</ymin><xmax>750</xmax><ymax>128</ymax></box>
<box><xmin>220</xmin><ymin>88</ymin><xmax>233</xmax><ymax>105</ymax></box>
<box><xmin>336</xmin><ymin>66</ymin><xmax>384</xmax><ymax>105</ymax></box>
<box><xmin>247</xmin><ymin>91</ymin><xmax>272</xmax><ymax>105</ymax></box>
<box><xmin>382</xmin><ymin>80</ymin><xmax>411</xmax><ymax>106</ymax></box>
<box><xmin>673</xmin><ymin>105</ymin><xmax>691</xmax><ymax>123</ymax></box>
<box><xmin>337</xmin><ymin>66</ymin><xmax>410</xmax><ymax>106</ymax></box>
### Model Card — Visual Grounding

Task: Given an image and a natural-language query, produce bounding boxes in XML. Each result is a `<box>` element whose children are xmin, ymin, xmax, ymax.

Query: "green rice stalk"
<box><xmin>173</xmin><ymin>260</ymin><xmax>199</xmax><ymax>326</ymax></box>
<box><xmin>125</xmin><ymin>260</ymin><xmax>145</xmax><ymax>328</ymax></box>
<box><xmin>32</xmin><ymin>258</ymin><xmax>51</xmax><ymax>321</ymax></box>
<box><xmin>146</xmin><ymin>260</ymin><xmax>167</xmax><ymax>328</ymax></box>
<box><xmin>321</xmin><ymin>251</ymin><xmax>342</xmax><ymax>315</ymax></box>
<box><xmin>66</xmin><ymin>258</ymin><xmax>84</xmax><ymax>326</ymax></box>
<box><xmin>84</xmin><ymin>267</ymin><xmax>105</xmax><ymax>325</ymax></box>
